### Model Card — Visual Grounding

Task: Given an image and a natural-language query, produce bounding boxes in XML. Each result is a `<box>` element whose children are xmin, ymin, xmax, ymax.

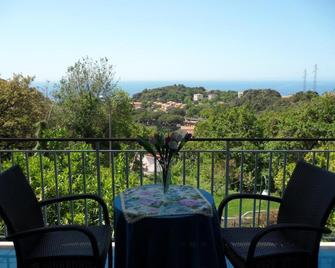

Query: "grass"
<box><xmin>212</xmin><ymin>191</ymin><xmax>280</xmax><ymax>218</ymax></box>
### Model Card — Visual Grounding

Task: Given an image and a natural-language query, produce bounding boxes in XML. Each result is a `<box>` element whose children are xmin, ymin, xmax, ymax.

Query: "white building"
<box><xmin>141</xmin><ymin>154</ymin><xmax>162</xmax><ymax>175</ymax></box>
<box><xmin>238</xmin><ymin>91</ymin><xmax>244</xmax><ymax>98</ymax></box>
<box><xmin>193</xmin><ymin>93</ymin><xmax>203</xmax><ymax>102</ymax></box>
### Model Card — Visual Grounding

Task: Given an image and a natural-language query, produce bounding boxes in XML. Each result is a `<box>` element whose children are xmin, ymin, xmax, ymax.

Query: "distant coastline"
<box><xmin>119</xmin><ymin>80</ymin><xmax>335</xmax><ymax>96</ymax></box>
<box><xmin>32</xmin><ymin>80</ymin><xmax>335</xmax><ymax>97</ymax></box>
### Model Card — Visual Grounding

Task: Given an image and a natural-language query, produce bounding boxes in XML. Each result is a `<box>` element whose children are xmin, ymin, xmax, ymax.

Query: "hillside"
<box><xmin>132</xmin><ymin>84</ymin><xmax>239</xmax><ymax>104</ymax></box>
<box><xmin>133</xmin><ymin>84</ymin><xmax>207</xmax><ymax>102</ymax></box>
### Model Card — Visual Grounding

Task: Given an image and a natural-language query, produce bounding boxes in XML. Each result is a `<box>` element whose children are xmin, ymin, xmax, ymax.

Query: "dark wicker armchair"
<box><xmin>218</xmin><ymin>161</ymin><xmax>335</xmax><ymax>268</ymax></box>
<box><xmin>0</xmin><ymin>165</ymin><xmax>112</xmax><ymax>268</ymax></box>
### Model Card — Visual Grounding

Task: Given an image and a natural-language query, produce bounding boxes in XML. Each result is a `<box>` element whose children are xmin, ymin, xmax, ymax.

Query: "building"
<box><xmin>180</xmin><ymin>124</ymin><xmax>195</xmax><ymax>135</ymax></box>
<box><xmin>153</xmin><ymin>101</ymin><xmax>186</xmax><ymax>112</ymax></box>
<box><xmin>193</xmin><ymin>93</ymin><xmax>203</xmax><ymax>102</ymax></box>
<box><xmin>184</xmin><ymin>118</ymin><xmax>200</xmax><ymax>125</ymax></box>
<box><xmin>141</xmin><ymin>154</ymin><xmax>162</xmax><ymax>175</ymax></box>
<box><xmin>179</xmin><ymin>117</ymin><xmax>200</xmax><ymax>135</ymax></box>
<box><xmin>238</xmin><ymin>91</ymin><xmax>244</xmax><ymax>98</ymax></box>
<box><xmin>132</xmin><ymin>101</ymin><xmax>142</xmax><ymax>109</ymax></box>
<box><xmin>281</xmin><ymin>95</ymin><xmax>292</xmax><ymax>99</ymax></box>
<box><xmin>208</xmin><ymin>93</ymin><xmax>217</xmax><ymax>100</ymax></box>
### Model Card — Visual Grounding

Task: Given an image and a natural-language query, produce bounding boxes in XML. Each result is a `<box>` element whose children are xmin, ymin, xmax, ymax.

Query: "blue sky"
<box><xmin>0</xmin><ymin>0</ymin><xmax>334</xmax><ymax>81</ymax></box>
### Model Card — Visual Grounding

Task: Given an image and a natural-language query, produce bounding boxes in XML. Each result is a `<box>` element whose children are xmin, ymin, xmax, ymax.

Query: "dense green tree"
<box><xmin>262</xmin><ymin>94</ymin><xmax>335</xmax><ymax>149</ymax></box>
<box><xmin>133</xmin><ymin>109</ymin><xmax>184</xmax><ymax>132</ymax></box>
<box><xmin>53</xmin><ymin>57</ymin><xmax>134</xmax><ymax>139</ymax></box>
<box><xmin>168</xmin><ymin>107</ymin><xmax>186</xmax><ymax>117</ymax></box>
<box><xmin>208</xmin><ymin>90</ymin><xmax>238</xmax><ymax>103</ymax></box>
<box><xmin>260</xmin><ymin>94</ymin><xmax>335</xmax><ymax>198</ymax></box>
<box><xmin>133</xmin><ymin>84</ymin><xmax>206</xmax><ymax>103</ymax></box>
<box><xmin>0</xmin><ymin>74</ymin><xmax>50</xmax><ymax>140</ymax></box>
<box><xmin>157</xmin><ymin>113</ymin><xmax>184</xmax><ymax>131</ymax></box>
<box><xmin>235</xmin><ymin>89</ymin><xmax>282</xmax><ymax>112</ymax></box>
<box><xmin>185</xmin><ymin>104</ymin><xmax>204</xmax><ymax>117</ymax></box>
<box><xmin>195</xmin><ymin>105</ymin><xmax>263</xmax><ymax>139</ymax></box>
<box><xmin>288</xmin><ymin>90</ymin><xmax>319</xmax><ymax>103</ymax></box>
<box><xmin>194</xmin><ymin>105</ymin><xmax>265</xmax><ymax>192</ymax></box>
<box><xmin>133</xmin><ymin>110</ymin><xmax>164</xmax><ymax>126</ymax></box>
<box><xmin>105</xmin><ymin>90</ymin><xmax>135</xmax><ymax>138</ymax></box>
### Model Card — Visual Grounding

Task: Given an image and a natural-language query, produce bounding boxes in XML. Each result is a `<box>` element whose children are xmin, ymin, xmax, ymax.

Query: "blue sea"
<box><xmin>33</xmin><ymin>80</ymin><xmax>335</xmax><ymax>97</ymax></box>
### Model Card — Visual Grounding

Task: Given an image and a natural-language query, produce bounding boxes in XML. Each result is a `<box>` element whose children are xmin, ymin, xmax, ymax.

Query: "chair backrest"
<box><xmin>277</xmin><ymin>161</ymin><xmax>335</xmax><ymax>254</ymax></box>
<box><xmin>0</xmin><ymin>165</ymin><xmax>44</xmax><ymax>234</ymax></box>
<box><xmin>278</xmin><ymin>161</ymin><xmax>335</xmax><ymax>226</ymax></box>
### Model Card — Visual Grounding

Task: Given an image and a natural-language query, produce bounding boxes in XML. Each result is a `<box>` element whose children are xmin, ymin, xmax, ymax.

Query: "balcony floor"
<box><xmin>0</xmin><ymin>243</ymin><xmax>335</xmax><ymax>268</ymax></box>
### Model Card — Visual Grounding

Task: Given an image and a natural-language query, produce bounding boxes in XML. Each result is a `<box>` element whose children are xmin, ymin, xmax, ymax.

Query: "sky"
<box><xmin>0</xmin><ymin>0</ymin><xmax>334</xmax><ymax>82</ymax></box>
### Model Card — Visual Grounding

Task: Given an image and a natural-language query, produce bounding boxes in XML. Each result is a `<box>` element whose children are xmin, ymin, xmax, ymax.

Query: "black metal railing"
<box><xmin>1</xmin><ymin>137</ymin><xmax>335</xmax><ymax>240</ymax></box>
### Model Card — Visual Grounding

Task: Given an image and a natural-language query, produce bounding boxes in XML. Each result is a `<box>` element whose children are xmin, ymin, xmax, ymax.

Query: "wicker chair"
<box><xmin>218</xmin><ymin>161</ymin><xmax>335</xmax><ymax>268</ymax></box>
<box><xmin>0</xmin><ymin>165</ymin><xmax>112</xmax><ymax>268</ymax></box>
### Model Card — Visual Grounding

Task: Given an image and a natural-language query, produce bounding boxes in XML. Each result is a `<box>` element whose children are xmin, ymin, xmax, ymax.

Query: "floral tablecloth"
<box><xmin>120</xmin><ymin>184</ymin><xmax>213</xmax><ymax>223</ymax></box>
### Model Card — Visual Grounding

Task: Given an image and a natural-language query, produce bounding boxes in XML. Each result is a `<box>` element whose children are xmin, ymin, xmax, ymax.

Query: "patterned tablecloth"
<box><xmin>120</xmin><ymin>184</ymin><xmax>213</xmax><ymax>223</ymax></box>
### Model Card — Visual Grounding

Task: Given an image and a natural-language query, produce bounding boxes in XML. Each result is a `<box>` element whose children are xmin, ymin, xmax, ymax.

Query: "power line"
<box><xmin>303</xmin><ymin>69</ymin><xmax>307</xmax><ymax>91</ymax></box>
<box><xmin>313</xmin><ymin>64</ymin><xmax>318</xmax><ymax>91</ymax></box>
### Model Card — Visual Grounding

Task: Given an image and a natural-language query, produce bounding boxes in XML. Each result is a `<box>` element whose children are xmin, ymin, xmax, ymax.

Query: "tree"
<box><xmin>132</xmin><ymin>84</ymin><xmax>206</xmax><ymax>103</ymax></box>
<box><xmin>0</xmin><ymin>74</ymin><xmax>50</xmax><ymax>140</ymax></box>
<box><xmin>235</xmin><ymin>89</ymin><xmax>282</xmax><ymax>112</ymax></box>
<box><xmin>133</xmin><ymin>110</ymin><xmax>164</xmax><ymax>126</ymax></box>
<box><xmin>157</xmin><ymin>113</ymin><xmax>184</xmax><ymax>131</ymax></box>
<box><xmin>195</xmin><ymin>105</ymin><xmax>263</xmax><ymax>139</ymax></box>
<box><xmin>208</xmin><ymin>90</ymin><xmax>238</xmax><ymax>103</ymax></box>
<box><xmin>54</xmin><ymin>57</ymin><xmax>134</xmax><ymax>138</ymax></box>
<box><xmin>194</xmin><ymin>105</ymin><xmax>265</xmax><ymax>192</ymax></box>
<box><xmin>289</xmin><ymin>91</ymin><xmax>319</xmax><ymax>103</ymax></box>
<box><xmin>105</xmin><ymin>90</ymin><xmax>135</xmax><ymax>138</ymax></box>
<box><xmin>262</xmin><ymin>94</ymin><xmax>335</xmax><ymax>150</ymax></box>
<box><xmin>185</xmin><ymin>103</ymin><xmax>204</xmax><ymax>117</ymax></box>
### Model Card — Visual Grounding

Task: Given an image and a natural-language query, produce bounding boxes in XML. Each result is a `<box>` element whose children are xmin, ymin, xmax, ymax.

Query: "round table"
<box><xmin>114</xmin><ymin>187</ymin><xmax>226</xmax><ymax>268</ymax></box>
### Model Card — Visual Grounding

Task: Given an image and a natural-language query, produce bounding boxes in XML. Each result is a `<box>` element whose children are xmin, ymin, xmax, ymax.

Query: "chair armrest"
<box><xmin>7</xmin><ymin>225</ymin><xmax>100</xmax><ymax>261</ymax></box>
<box><xmin>218</xmin><ymin>193</ymin><xmax>282</xmax><ymax>219</ymax></box>
<box><xmin>39</xmin><ymin>194</ymin><xmax>110</xmax><ymax>225</ymax></box>
<box><xmin>247</xmin><ymin>223</ymin><xmax>331</xmax><ymax>263</ymax></box>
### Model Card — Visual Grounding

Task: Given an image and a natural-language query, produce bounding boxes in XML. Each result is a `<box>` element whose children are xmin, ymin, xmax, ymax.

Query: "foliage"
<box><xmin>0</xmin><ymin>74</ymin><xmax>50</xmax><ymax>141</ymax></box>
<box><xmin>261</xmin><ymin>94</ymin><xmax>335</xmax><ymax>150</ymax></box>
<box><xmin>53</xmin><ymin>57</ymin><xmax>135</xmax><ymax>139</ymax></box>
<box><xmin>3</xmin><ymin>60</ymin><xmax>335</xmax><ymax>235</ymax></box>
<box><xmin>57</xmin><ymin>57</ymin><xmax>117</xmax><ymax>101</ymax></box>
<box><xmin>1</xmin><ymin>142</ymin><xmax>141</xmax><ymax>225</ymax></box>
<box><xmin>234</xmin><ymin>89</ymin><xmax>282</xmax><ymax>112</ymax></box>
<box><xmin>185</xmin><ymin>104</ymin><xmax>204</xmax><ymax>117</ymax></box>
<box><xmin>195</xmin><ymin>105</ymin><xmax>263</xmax><ymax>140</ymax></box>
<box><xmin>288</xmin><ymin>90</ymin><xmax>319</xmax><ymax>103</ymax></box>
<box><xmin>106</xmin><ymin>90</ymin><xmax>135</xmax><ymax>138</ymax></box>
<box><xmin>133</xmin><ymin>110</ymin><xmax>163</xmax><ymax>126</ymax></box>
<box><xmin>133</xmin><ymin>84</ymin><xmax>206</xmax><ymax>103</ymax></box>
<box><xmin>134</xmin><ymin>109</ymin><xmax>184</xmax><ymax>132</ymax></box>
<box><xmin>133</xmin><ymin>84</ymin><xmax>238</xmax><ymax>104</ymax></box>
<box><xmin>157</xmin><ymin>113</ymin><xmax>184</xmax><ymax>131</ymax></box>
<box><xmin>207</xmin><ymin>90</ymin><xmax>238</xmax><ymax>103</ymax></box>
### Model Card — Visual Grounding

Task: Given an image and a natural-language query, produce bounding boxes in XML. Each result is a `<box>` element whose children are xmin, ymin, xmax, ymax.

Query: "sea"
<box><xmin>32</xmin><ymin>80</ymin><xmax>335</xmax><ymax>97</ymax></box>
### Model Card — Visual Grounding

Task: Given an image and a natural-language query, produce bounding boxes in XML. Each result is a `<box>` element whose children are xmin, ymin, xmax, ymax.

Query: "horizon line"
<box><xmin>32</xmin><ymin>79</ymin><xmax>335</xmax><ymax>83</ymax></box>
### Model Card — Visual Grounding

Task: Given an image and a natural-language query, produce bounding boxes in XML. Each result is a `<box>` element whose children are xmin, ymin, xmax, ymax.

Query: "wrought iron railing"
<box><xmin>1</xmin><ymin>137</ymin><xmax>335</xmax><ymax>240</ymax></box>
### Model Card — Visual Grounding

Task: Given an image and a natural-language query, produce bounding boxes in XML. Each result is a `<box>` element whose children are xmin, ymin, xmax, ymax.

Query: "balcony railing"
<box><xmin>1</xmin><ymin>137</ymin><xmax>335</xmax><ymax>240</ymax></box>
